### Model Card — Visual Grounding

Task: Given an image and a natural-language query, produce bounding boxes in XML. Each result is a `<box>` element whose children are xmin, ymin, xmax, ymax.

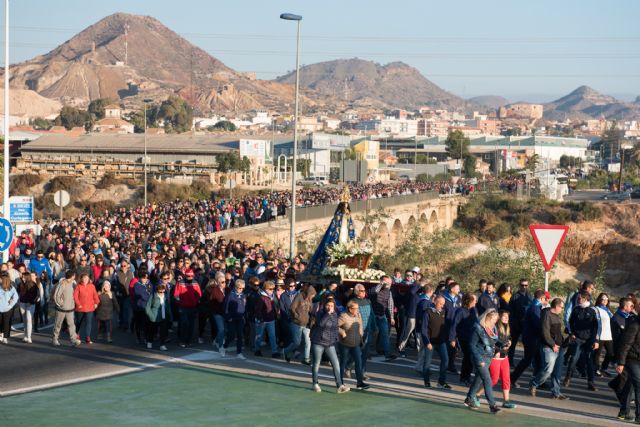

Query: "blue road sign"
<box><xmin>0</xmin><ymin>218</ymin><xmax>14</xmax><ymax>252</ymax></box>
<box><xmin>9</xmin><ymin>196</ymin><xmax>34</xmax><ymax>222</ymax></box>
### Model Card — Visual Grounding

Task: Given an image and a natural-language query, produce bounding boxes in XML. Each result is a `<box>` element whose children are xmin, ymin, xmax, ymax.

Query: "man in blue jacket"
<box><xmin>477</xmin><ymin>282</ymin><xmax>499</xmax><ymax>316</ymax></box>
<box><xmin>508</xmin><ymin>278</ymin><xmax>532</xmax><ymax>364</ymax></box>
<box><xmin>511</xmin><ymin>289</ymin><xmax>547</xmax><ymax>386</ymax></box>
<box><xmin>443</xmin><ymin>281</ymin><xmax>462</xmax><ymax>374</ymax></box>
<box><xmin>29</xmin><ymin>250</ymin><xmax>53</xmax><ymax>279</ymax></box>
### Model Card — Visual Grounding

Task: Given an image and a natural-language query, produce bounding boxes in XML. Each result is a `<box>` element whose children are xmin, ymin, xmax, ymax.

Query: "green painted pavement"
<box><xmin>0</xmin><ymin>365</ymin><xmax>585</xmax><ymax>427</ymax></box>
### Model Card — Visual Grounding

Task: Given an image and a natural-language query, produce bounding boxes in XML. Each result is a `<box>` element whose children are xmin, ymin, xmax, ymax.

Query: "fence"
<box><xmin>285</xmin><ymin>191</ymin><xmax>440</xmax><ymax>223</ymax></box>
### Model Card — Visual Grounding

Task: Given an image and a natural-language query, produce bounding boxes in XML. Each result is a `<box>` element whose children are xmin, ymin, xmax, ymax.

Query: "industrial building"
<box><xmin>15</xmin><ymin>133</ymin><xmax>286</xmax><ymax>185</ymax></box>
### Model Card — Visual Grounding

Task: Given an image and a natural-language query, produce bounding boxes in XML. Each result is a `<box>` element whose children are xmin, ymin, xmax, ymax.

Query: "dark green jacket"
<box><xmin>145</xmin><ymin>293</ymin><xmax>172</xmax><ymax>323</ymax></box>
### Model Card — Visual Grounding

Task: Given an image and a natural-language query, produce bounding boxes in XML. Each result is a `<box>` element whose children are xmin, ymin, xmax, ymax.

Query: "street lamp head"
<box><xmin>280</xmin><ymin>13</ymin><xmax>302</xmax><ymax>21</ymax></box>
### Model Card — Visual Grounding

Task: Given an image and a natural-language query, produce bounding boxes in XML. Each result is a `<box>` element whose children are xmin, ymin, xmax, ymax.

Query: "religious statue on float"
<box><xmin>306</xmin><ymin>186</ymin><xmax>380</xmax><ymax>281</ymax></box>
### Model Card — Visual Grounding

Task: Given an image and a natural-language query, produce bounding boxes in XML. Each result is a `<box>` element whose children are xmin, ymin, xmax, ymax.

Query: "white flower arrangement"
<box><xmin>326</xmin><ymin>239</ymin><xmax>374</xmax><ymax>262</ymax></box>
<box><xmin>322</xmin><ymin>265</ymin><xmax>386</xmax><ymax>281</ymax></box>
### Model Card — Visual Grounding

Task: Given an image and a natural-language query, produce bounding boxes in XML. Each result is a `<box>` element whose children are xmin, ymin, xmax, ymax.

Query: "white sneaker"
<box><xmin>198</xmin><ymin>338</ymin><xmax>204</xmax><ymax>344</ymax></box>
<box><xmin>312</xmin><ymin>384</ymin><xmax>322</xmax><ymax>393</ymax></box>
<box><xmin>236</xmin><ymin>353</ymin><xmax>246</xmax><ymax>360</ymax></box>
<box><xmin>26</xmin><ymin>338</ymin><xmax>32</xmax><ymax>344</ymax></box>
<box><xmin>23</xmin><ymin>337</ymin><xmax>28</xmax><ymax>342</ymax></box>
<box><xmin>159</xmin><ymin>345</ymin><xmax>168</xmax><ymax>351</ymax></box>
<box><xmin>146</xmin><ymin>342</ymin><xmax>153</xmax><ymax>349</ymax></box>
<box><xmin>219</xmin><ymin>347</ymin><xmax>226</xmax><ymax>357</ymax></box>
<box><xmin>212</xmin><ymin>342</ymin><xmax>219</xmax><ymax>351</ymax></box>
<box><xmin>337</xmin><ymin>385</ymin><xmax>351</xmax><ymax>394</ymax></box>
<box><xmin>1</xmin><ymin>338</ymin><xmax>8</xmax><ymax>344</ymax></box>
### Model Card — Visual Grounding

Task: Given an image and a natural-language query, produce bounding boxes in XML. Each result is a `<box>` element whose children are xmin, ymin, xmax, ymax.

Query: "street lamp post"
<box><xmin>280</xmin><ymin>12</ymin><xmax>302</xmax><ymax>260</ymax></box>
<box><xmin>3</xmin><ymin>0</ymin><xmax>10</xmax><ymax>260</ymax></box>
<box><xmin>143</xmin><ymin>98</ymin><xmax>152</xmax><ymax>209</ymax></box>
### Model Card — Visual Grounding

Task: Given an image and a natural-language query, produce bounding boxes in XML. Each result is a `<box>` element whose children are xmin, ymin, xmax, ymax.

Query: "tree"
<box><xmin>601</xmin><ymin>121</ymin><xmax>623</xmax><ymax>162</ymax></box>
<box><xmin>296</xmin><ymin>159</ymin><xmax>312</xmax><ymax>178</ymax></box>
<box><xmin>87</xmin><ymin>98</ymin><xmax>113</xmax><ymax>120</ymax></box>
<box><xmin>444</xmin><ymin>130</ymin><xmax>470</xmax><ymax>161</ymax></box>
<box><xmin>209</xmin><ymin>120</ymin><xmax>237</xmax><ymax>132</ymax></box>
<box><xmin>559</xmin><ymin>155</ymin><xmax>581</xmax><ymax>168</ymax></box>
<box><xmin>54</xmin><ymin>106</ymin><xmax>91</xmax><ymax>130</ymax></box>
<box><xmin>463</xmin><ymin>154</ymin><xmax>477</xmax><ymax>177</ymax></box>
<box><xmin>342</xmin><ymin>148</ymin><xmax>358</xmax><ymax>161</ymax></box>
<box><xmin>157</xmin><ymin>95</ymin><xmax>193</xmax><ymax>133</ymax></box>
<box><xmin>502</xmin><ymin>127</ymin><xmax>522</xmax><ymax>136</ymax></box>
<box><xmin>526</xmin><ymin>154</ymin><xmax>540</xmax><ymax>172</ymax></box>
<box><xmin>30</xmin><ymin>117</ymin><xmax>53</xmax><ymax>130</ymax></box>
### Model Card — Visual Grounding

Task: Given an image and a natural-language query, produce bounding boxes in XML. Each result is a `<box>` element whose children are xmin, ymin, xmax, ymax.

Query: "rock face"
<box><xmin>276</xmin><ymin>58</ymin><xmax>467</xmax><ymax>110</ymax></box>
<box><xmin>544</xmin><ymin>85</ymin><xmax>640</xmax><ymax>120</ymax></box>
<box><xmin>467</xmin><ymin>95</ymin><xmax>509</xmax><ymax>109</ymax></box>
<box><xmin>3</xmin><ymin>12</ymin><xmax>306</xmax><ymax>113</ymax></box>
<box><xmin>0</xmin><ymin>89</ymin><xmax>61</xmax><ymax>118</ymax></box>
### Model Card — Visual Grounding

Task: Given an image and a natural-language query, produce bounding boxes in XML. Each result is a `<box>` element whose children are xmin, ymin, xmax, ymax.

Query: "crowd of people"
<box><xmin>0</xmin><ymin>182</ymin><xmax>638</xmax><ymax>421</ymax></box>
<box><xmin>182</xmin><ymin>180</ymin><xmax>458</xmax><ymax>231</ymax></box>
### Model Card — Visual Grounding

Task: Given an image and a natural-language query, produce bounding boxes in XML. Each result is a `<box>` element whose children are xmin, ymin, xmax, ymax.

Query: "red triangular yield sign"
<box><xmin>529</xmin><ymin>224</ymin><xmax>569</xmax><ymax>272</ymax></box>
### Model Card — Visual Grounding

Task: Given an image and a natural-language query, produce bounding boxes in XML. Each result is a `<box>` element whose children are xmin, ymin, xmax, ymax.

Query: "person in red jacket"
<box><xmin>74</xmin><ymin>273</ymin><xmax>100</xmax><ymax>344</ymax></box>
<box><xmin>91</xmin><ymin>256</ymin><xmax>106</xmax><ymax>286</ymax></box>
<box><xmin>174</xmin><ymin>269</ymin><xmax>202</xmax><ymax>347</ymax></box>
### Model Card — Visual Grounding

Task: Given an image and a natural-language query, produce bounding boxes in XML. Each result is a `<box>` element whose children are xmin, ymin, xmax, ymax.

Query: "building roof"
<box><xmin>94</xmin><ymin>118</ymin><xmax>132</xmax><ymax>127</ymax></box>
<box><xmin>19</xmin><ymin>133</ymin><xmax>289</xmax><ymax>155</ymax></box>
<box><xmin>104</xmin><ymin>104</ymin><xmax>122</xmax><ymax>110</ymax></box>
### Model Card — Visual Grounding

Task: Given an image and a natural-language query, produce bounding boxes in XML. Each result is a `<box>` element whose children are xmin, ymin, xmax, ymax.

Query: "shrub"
<box><xmin>10</xmin><ymin>174</ymin><xmax>42</xmax><ymax>194</ymax></box>
<box><xmin>95</xmin><ymin>173</ymin><xmax>121</xmax><ymax>189</ymax></box>
<box><xmin>48</xmin><ymin>176</ymin><xmax>77</xmax><ymax>193</ymax></box>
<box><xmin>485</xmin><ymin>221</ymin><xmax>512</xmax><ymax>241</ymax></box>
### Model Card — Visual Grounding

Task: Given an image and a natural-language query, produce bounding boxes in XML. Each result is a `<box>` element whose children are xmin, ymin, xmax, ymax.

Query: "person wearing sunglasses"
<box><xmin>144</xmin><ymin>283</ymin><xmax>172</xmax><ymax>351</ymax></box>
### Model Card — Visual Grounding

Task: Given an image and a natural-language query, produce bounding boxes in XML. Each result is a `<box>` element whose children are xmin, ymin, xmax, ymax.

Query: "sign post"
<box><xmin>9</xmin><ymin>196</ymin><xmax>34</xmax><ymax>223</ymax></box>
<box><xmin>53</xmin><ymin>190</ymin><xmax>71</xmax><ymax>220</ymax></box>
<box><xmin>529</xmin><ymin>224</ymin><xmax>569</xmax><ymax>292</ymax></box>
<box><xmin>0</xmin><ymin>217</ymin><xmax>14</xmax><ymax>260</ymax></box>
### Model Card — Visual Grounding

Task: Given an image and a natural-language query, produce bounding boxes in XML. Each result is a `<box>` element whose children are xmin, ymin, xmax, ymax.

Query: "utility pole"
<box><xmin>3</xmin><ymin>0</ymin><xmax>11</xmax><ymax>264</ymax></box>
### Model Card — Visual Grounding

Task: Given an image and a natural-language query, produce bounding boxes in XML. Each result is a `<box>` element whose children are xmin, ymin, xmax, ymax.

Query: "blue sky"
<box><xmin>5</xmin><ymin>0</ymin><xmax>640</xmax><ymax>102</ymax></box>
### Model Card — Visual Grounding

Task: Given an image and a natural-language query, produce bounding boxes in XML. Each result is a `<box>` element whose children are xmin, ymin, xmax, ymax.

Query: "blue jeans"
<box><xmin>567</xmin><ymin>338</ymin><xmax>594</xmax><ymax>382</ymax></box>
<box><xmin>254</xmin><ymin>320</ymin><xmax>278</xmax><ymax>354</ymax></box>
<box><xmin>374</xmin><ymin>315</ymin><xmax>391</xmax><ymax>357</ymax></box>
<box><xmin>339</xmin><ymin>344</ymin><xmax>363</xmax><ymax>384</ymax></box>
<box><xmin>212</xmin><ymin>314</ymin><xmax>225</xmax><ymax>348</ymax></box>
<box><xmin>224</xmin><ymin>318</ymin><xmax>245</xmax><ymax>354</ymax></box>
<box><xmin>75</xmin><ymin>311</ymin><xmax>94</xmax><ymax>341</ymax></box>
<box><xmin>468</xmin><ymin>357</ymin><xmax>496</xmax><ymax>406</ymax></box>
<box><xmin>179</xmin><ymin>307</ymin><xmax>197</xmax><ymax>345</ymax></box>
<box><xmin>361</xmin><ymin>327</ymin><xmax>373</xmax><ymax>373</ymax></box>
<box><xmin>283</xmin><ymin>323</ymin><xmax>311</xmax><ymax>360</ymax></box>
<box><xmin>311</xmin><ymin>344</ymin><xmax>342</xmax><ymax>387</ymax></box>
<box><xmin>531</xmin><ymin>346</ymin><xmax>565</xmax><ymax>396</ymax></box>
<box><xmin>423</xmin><ymin>342</ymin><xmax>448</xmax><ymax>385</ymax></box>
<box><xmin>625</xmin><ymin>360</ymin><xmax>640</xmax><ymax>418</ymax></box>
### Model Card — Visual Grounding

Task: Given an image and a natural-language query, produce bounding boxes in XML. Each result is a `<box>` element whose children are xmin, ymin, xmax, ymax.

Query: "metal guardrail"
<box><xmin>285</xmin><ymin>191</ymin><xmax>441</xmax><ymax>222</ymax></box>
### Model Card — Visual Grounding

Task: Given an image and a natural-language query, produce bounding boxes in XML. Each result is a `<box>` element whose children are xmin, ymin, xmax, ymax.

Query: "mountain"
<box><xmin>467</xmin><ymin>95</ymin><xmax>509</xmax><ymax>109</ymax></box>
<box><xmin>275</xmin><ymin>58</ymin><xmax>467</xmax><ymax>110</ymax></box>
<box><xmin>3</xmin><ymin>13</ymin><xmax>305</xmax><ymax>113</ymax></box>
<box><xmin>544</xmin><ymin>85</ymin><xmax>640</xmax><ymax>121</ymax></box>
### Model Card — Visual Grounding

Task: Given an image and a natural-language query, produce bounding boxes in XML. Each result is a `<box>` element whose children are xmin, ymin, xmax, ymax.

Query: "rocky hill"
<box><xmin>0</xmin><ymin>89</ymin><xmax>61</xmax><ymax>118</ymax></box>
<box><xmin>3</xmin><ymin>13</ymin><xmax>306</xmax><ymax>114</ymax></box>
<box><xmin>275</xmin><ymin>58</ymin><xmax>468</xmax><ymax>111</ymax></box>
<box><xmin>544</xmin><ymin>85</ymin><xmax>640</xmax><ymax>121</ymax></box>
<box><xmin>467</xmin><ymin>95</ymin><xmax>509</xmax><ymax>109</ymax></box>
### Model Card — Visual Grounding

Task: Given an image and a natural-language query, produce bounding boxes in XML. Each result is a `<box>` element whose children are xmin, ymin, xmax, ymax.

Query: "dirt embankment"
<box><xmin>505</xmin><ymin>203</ymin><xmax>640</xmax><ymax>291</ymax></box>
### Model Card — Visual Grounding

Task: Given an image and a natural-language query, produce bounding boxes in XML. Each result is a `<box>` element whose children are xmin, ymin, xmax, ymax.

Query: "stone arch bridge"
<box><xmin>217</xmin><ymin>192</ymin><xmax>463</xmax><ymax>251</ymax></box>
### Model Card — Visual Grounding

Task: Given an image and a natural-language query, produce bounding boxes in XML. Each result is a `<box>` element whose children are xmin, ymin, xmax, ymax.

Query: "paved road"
<box><xmin>565</xmin><ymin>190</ymin><xmax>639</xmax><ymax>203</ymax></box>
<box><xmin>0</xmin><ymin>321</ymin><xmax>626</xmax><ymax>426</ymax></box>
